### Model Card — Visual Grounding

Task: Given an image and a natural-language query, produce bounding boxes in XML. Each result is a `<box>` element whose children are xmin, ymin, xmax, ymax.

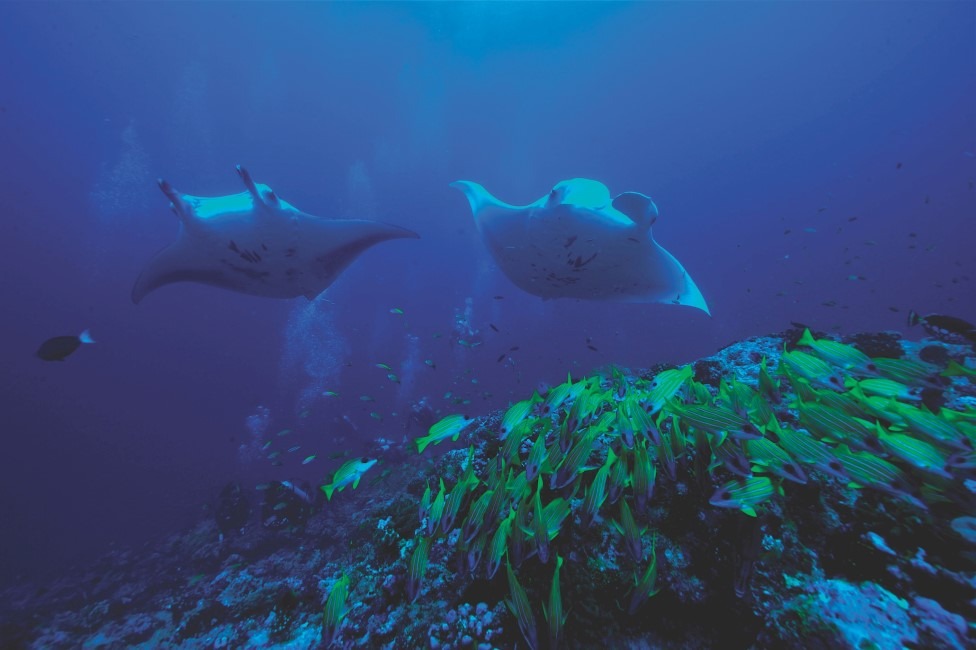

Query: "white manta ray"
<box><xmin>132</xmin><ymin>166</ymin><xmax>419</xmax><ymax>303</ymax></box>
<box><xmin>451</xmin><ymin>178</ymin><xmax>710</xmax><ymax>314</ymax></box>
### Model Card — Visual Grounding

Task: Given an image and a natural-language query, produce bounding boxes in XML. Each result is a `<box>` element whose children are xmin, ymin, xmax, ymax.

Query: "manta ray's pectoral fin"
<box><xmin>300</xmin><ymin>220</ymin><xmax>420</xmax><ymax>301</ymax></box>
<box><xmin>612</xmin><ymin>192</ymin><xmax>658</xmax><ymax>230</ymax></box>
<box><xmin>131</xmin><ymin>242</ymin><xmax>225</xmax><ymax>304</ymax></box>
<box><xmin>672</xmin><ymin>275</ymin><xmax>710</xmax><ymax>315</ymax></box>
<box><xmin>450</xmin><ymin>181</ymin><xmax>520</xmax><ymax>217</ymax></box>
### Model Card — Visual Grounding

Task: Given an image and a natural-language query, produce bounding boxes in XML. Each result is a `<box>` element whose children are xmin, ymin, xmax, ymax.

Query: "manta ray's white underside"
<box><xmin>132</xmin><ymin>166</ymin><xmax>418</xmax><ymax>303</ymax></box>
<box><xmin>451</xmin><ymin>178</ymin><xmax>709</xmax><ymax>314</ymax></box>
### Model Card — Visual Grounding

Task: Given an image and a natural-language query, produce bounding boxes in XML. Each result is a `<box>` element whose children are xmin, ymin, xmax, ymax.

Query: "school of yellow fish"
<box><xmin>332</xmin><ymin>329</ymin><xmax>975</xmax><ymax>649</ymax></box>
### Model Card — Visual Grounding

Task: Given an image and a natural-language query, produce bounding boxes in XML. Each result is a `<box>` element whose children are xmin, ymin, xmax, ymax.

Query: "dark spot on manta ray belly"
<box><xmin>569</xmin><ymin>252</ymin><xmax>598</xmax><ymax>269</ymax></box>
<box><xmin>222</xmin><ymin>260</ymin><xmax>270</xmax><ymax>281</ymax></box>
<box><xmin>546</xmin><ymin>271</ymin><xmax>580</xmax><ymax>288</ymax></box>
<box><xmin>238</xmin><ymin>248</ymin><xmax>263</xmax><ymax>263</ymax></box>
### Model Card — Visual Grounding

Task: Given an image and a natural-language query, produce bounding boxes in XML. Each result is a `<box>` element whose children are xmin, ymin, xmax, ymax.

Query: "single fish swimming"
<box><xmin>36</xmin><ymin>329</ymin><xmax>95</xmax><ymax>361</ymax></box>
<box><xmin>908</xmin><ymin>310</ymin><xmax>976</xmax><ymax>345</ymax></box>
<box><xmin>320</xmin><ymin>457</ymin><xmax>377</xmax><ymax>500</ymax></box>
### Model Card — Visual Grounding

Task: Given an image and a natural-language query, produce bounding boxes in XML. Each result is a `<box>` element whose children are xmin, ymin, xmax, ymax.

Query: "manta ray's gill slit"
<box><xmin>220</xmin><ymin>259</ymin><xmax>270</xmax><ymax>281</ymax></box>
<box><xmin>567</xmin><ymin>252</ymin><xmax>598</xmax><ymax>269</ymax></box>
<box><xmin>545</xmin><ymin>271</ymin><xmax>580</xmax><ymax>288</ymax></box>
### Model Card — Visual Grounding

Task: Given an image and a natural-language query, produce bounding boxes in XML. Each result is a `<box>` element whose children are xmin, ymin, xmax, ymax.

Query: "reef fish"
<box><xmin>416</xmin><ymin>414</ymin><xmax>477</xmax><ymax>453</ymax></box>
<box><xmin>36</xmin><ymin>329</ymin><xmax>94</xmax><ymax>361</ymax></box>
<box><xmin>132</xmin><ymin>166</ymin><xmax>419</xmax><ymax>303</ymax></box>
<box><xmin>709</xmin><ymin>476</ymin><xmax>776</xmax><ymax>517</ymax></box>
<box><xmin>452</xmin><ymin>179</ymin><xmax>709</xmax><ymax>313</ymax></box>
<box><xmin>908</xmin><ymin>311</ymin><xmax>976</xmax><ymax>345</ymax></box>
<box><xmin>797</xmin><ymin>328</ymin><xmax>878</xmax><ymax>375</ymax></box>
<box><xmin>320</xmin><ymin>457</ymin><xmax>377</xmax><ymax>500</ymax></box>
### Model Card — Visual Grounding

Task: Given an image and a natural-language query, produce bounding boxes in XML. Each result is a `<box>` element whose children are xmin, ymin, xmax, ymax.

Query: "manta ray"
<box><xmin>131</xmin><ymin>166</ymin><xmax>419</xmax><ymax>303</ymax></box>
<box><xmin>451</xmin><ymin>178</ymin><xmax>709</xmax><ymax>314</ymax></box>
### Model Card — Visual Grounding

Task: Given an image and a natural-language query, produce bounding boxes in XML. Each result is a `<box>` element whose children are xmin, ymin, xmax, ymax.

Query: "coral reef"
<box><xmin>1</xmin><ymin>329</ymin><xmax>974</xmax><ymax>649</ymax></box>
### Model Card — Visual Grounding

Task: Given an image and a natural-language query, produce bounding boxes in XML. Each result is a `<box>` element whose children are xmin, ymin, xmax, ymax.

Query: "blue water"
<box><xmin>0</xmin><ymin>2</ymin><xmax>972</xmax><ymax>584</ymax></box>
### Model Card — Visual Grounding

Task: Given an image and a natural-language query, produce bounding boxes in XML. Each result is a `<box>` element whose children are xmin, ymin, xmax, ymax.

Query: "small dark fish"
<box><xmin>908</xmin><ymin>310</ymin><xmax>976</xmax><ymax>344</ymax></box>
<box><xmin>489</xmin><ymin>324</ymin><xmax>499</xmax><ymax>333</ymax></box>
<box><xmin>896</xmin><ymin>162</ymin><xmax>903</xmax><ymax>169</ymax></box>
<box><xmin>847</xmin><ymin>216</ymin><xmax>858</xmax><ymax>222</ymax></box>
<box><xmin>493</xmin><ymin>295</ymin><xmax>504</xmax><ymax>300</ymax></box>
<box><xmin>36</xmin><ymin>330</ymin><xmax>95</xmax><ymax>361</ymax></box>
<box><xmin>783</xmin><ymin>229</ymin><xmax>791</xmax><ymax>235</ymax></box>
<box><xmin>587</xmin><ymin>345</ymin><xmax>598</xmax><ymax>352</ymax></box>
<box><xmin>510</xmin><ymin>346</ymin><xmax>520</xmax><ymax>351</ymax></box>
<box><xmin>497</xmin><ymin>354</ymin><xmax>506</xmax><ymax>363</ymax></box>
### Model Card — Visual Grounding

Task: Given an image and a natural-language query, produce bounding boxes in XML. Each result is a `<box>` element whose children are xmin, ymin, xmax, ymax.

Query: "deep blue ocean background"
<box><xmin>0</xmin><ymin>2</ymin><xmax>972</xmax><ymax>585</ymax></box>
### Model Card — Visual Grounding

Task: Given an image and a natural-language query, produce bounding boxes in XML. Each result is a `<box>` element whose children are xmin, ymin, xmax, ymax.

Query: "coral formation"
<box><xmin>1</xmin><ymin>329</ymin><xmax>973</xmax><ymax>649</ymax></box>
